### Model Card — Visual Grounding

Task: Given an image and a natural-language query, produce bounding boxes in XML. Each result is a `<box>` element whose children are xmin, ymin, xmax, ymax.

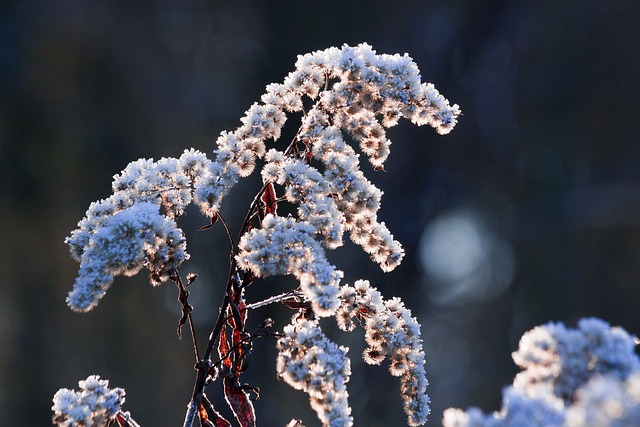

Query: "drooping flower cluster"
<box><xmin>309</xmin><ymin>125</ymin><xmax>403</xmax><ymax>271</ymax></box>
<box><xmin>66</xmin><ymin>201</ymin><xmax>188</xmax><ymax>311</ymax></box>
<box><xmin>335</xmin><ymin>280</ymin><xmax>430</xmax><ymax>426</ymax></box>
<box><xmin>216</xmin><ymin>42</ymin><xmax>460</xmax><ymax>270</ymax></box>
<box><xmin>442</xmin><ymin>318</ymin><xmax>640</xmax><ymax>427</ymax></box>
<box><xmin>277</xmin><ymin>318</ymin><xmax>353</xmax><ymax>427</ymax></box>
<box><xmin>65</xmin><ymin>149</ymin><xmax>214</xmax><ymax>311</ymax></box>
<box><xmin>253</xmin><ymin>43</ymin><xmax>460</xmax><ymax>271</ymax></box>
<box><xmin>52</xmin><ymin>375</ymin><xmax>138</xmax><ymax>427</ymax></box>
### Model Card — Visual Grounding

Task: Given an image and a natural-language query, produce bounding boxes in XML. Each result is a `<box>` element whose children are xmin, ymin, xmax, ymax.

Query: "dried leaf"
<box><xmin>198</xmin><ymin>213</ymin><xmax>219</xmax><ymax>231</ymax></box>
<box><xmin>199</xmin><ymin>395</ymin><xmax>232</xmax><ymax>427</ymax></box>
<box><xmin>218</xmin><ymin>325</ymin><xmax>233</xmax><ymax>370</ymax></box>
<box><xmin>224</xmin><ymin>376</ymin><xmax>256</xmax><ymax>427</ymax></box>
<box><xmin>261</xmin><ymin>182</ymin><xmax>278</xmax><ymax>215</ymax></box>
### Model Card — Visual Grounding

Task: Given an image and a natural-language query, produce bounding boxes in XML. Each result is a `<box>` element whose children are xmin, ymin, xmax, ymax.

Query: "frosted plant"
<box><xmin>442</xmin><ymin>387</ymin><xmax>565</xmax><ymax>427</ymax></box>
<box><xmin>52</xmin><ymin>375</ymin><xmax>139</xmax><ymax>427</ymax></box>
<box><xmin>442</xmin><ymin>318</ymin><xmax>640</xmax><ymax>427</ymax></box>
<box><xmin>66</xmin><ymin>201</ymin><xmax>188</xmax><ymax>311</ymax></box>
<box><xmin>65</xmin><ymin>149</ymin><xmax>212</xmax><ymax>311</ymax></box>
<box><xmin>59</xmin><ymin>43</ymin><xmax>460</xmax><ymax>426</ymax></box>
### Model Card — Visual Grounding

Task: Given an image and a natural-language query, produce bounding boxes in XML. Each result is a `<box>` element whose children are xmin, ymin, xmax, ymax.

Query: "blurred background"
<box><xmin>1</xmin><ymin>0</ymin><xmax>639</xmax><ymax>425</ymax></box>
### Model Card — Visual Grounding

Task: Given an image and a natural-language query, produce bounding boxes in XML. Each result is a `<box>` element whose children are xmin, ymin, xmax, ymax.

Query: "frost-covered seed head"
<box><xmin>236</xmin><ymin>214</ymin><xmax>342</xmax><ymax>317</ymax></box>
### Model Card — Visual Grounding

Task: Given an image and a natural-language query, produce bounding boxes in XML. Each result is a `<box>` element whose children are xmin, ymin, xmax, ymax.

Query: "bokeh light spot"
<box><xmin>419</xmin><ymin>209</ymin><xmax>515</xmax><ymax>305</ymax></box>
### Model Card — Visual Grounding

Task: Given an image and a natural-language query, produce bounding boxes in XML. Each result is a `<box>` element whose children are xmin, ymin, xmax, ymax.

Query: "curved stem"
<box><xmin>173</xmin><ymin>270</ymin><xmax>200</xmax><ymax>362</ymax></box>
<box><xmin>216</xmin><ymin>212</ymin><xmax>235</xmax><ymax>256</ymax></box>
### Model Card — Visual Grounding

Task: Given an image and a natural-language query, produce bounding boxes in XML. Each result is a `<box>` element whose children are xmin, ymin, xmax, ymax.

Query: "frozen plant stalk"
<box><xmin>60</xmin><ymin>43</ymin><xmax>460</xmax><ymax>427</ymax></box>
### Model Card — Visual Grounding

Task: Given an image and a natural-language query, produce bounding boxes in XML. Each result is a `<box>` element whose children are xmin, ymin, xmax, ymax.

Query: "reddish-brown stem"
<box><xmin>188</xmin><ymin>181</ymin><xmax>277</xmax><ymax>422</ymax></box>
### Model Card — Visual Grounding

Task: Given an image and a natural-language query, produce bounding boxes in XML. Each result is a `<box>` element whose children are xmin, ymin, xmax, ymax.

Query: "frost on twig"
<box><xmin>442</xmin><ymin>318</ymin><xmax>640</xmax><ymax>427</ymax></box>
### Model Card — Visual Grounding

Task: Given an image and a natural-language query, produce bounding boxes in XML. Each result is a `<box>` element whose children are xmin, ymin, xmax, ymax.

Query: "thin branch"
<box><xmin>245</xmin><ymin>290</ymin><xmax>306</xmax><ymax>310</ymax></box>
<box><xmin>216</xmin><ymin>212</ymin><xmax>235</xmax><ymax>256</ymax></box>
<box><xmin>182</xmin><ymin>399</ymin><xmax>197</xmax><ymax>427</ymax></box>
<box><xmin>173</xmin><ymin>270</ymin><xmax>200</xmax><ymax>362</ymax></box>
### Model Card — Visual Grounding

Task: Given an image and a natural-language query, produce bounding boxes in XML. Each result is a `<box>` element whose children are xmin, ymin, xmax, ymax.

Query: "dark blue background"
<box><xmin>1</xmin><ymin>1</ymin><xmax>639</xmax><ymax>425</ymax></box>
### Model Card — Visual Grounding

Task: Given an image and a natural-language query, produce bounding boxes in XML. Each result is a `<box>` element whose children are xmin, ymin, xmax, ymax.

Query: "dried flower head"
<box><xmin>236</xmin><ymin>214</ymin><xmax>342</xmax><ymax>317</ymax></box>
<box><xmin>336</xmin><ymin>280</ymin><xmax>430</xmax><ymax>426</ymax></box>
<box><xmin>66</xmin><ymin>201</ymin><xmax>188</xmax><ymax>312</ymax></box>
<box><xmin>277</xmin><ymin>318</ymin><xmax>353</xmax><ymax>427</ymax></box>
